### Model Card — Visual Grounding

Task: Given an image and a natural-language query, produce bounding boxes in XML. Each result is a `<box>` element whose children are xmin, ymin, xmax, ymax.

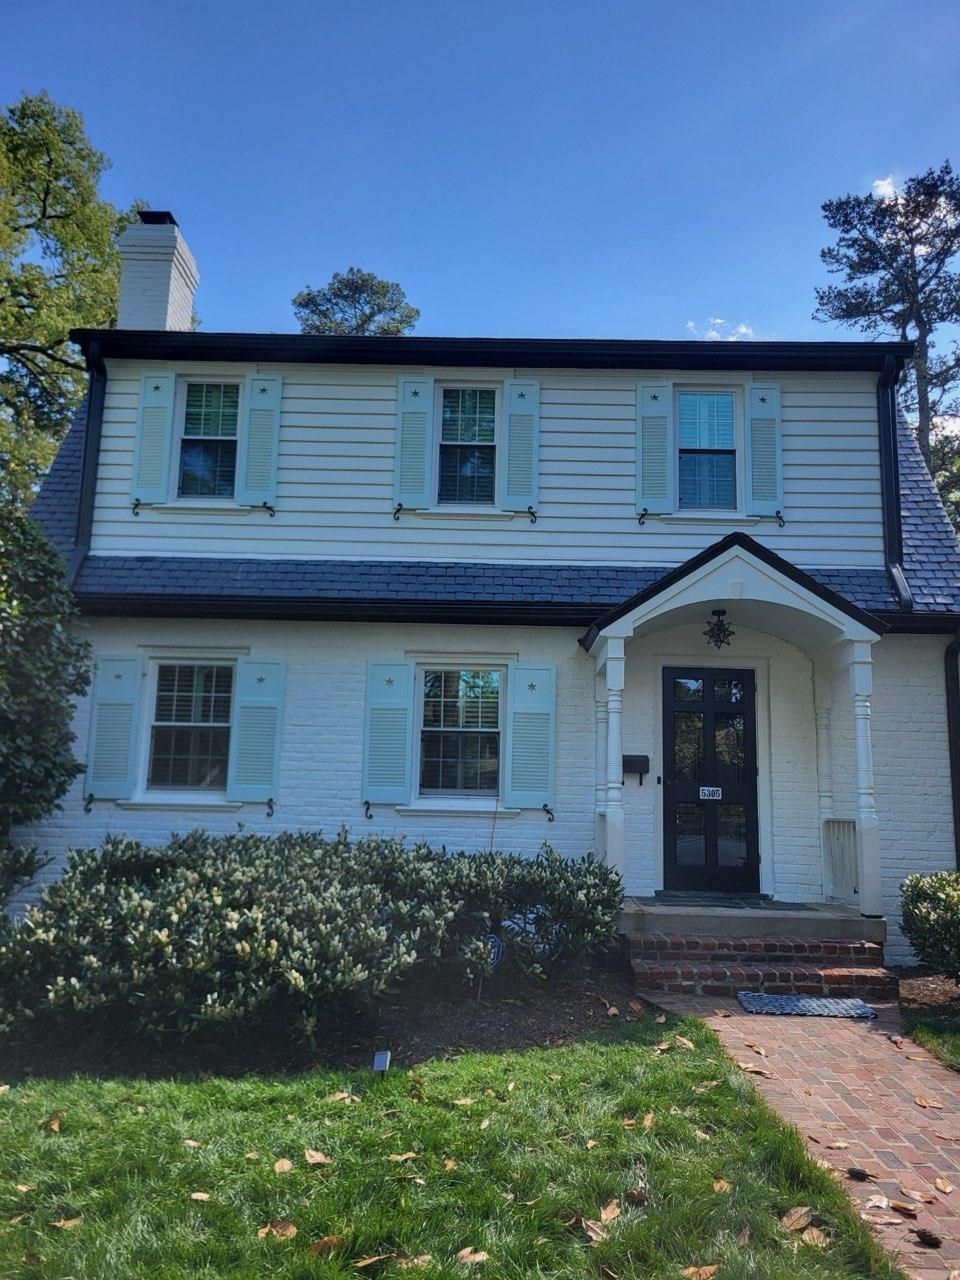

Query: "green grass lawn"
<box><xmin>0</xmin><ymin>1012</ymin><xmax>903</xmax><ymax>1280</ymax></box>
<box><xmin>905</xmin><ymin>1018</ymin><xmax>960</xmax><ymax>1071</ymax></box>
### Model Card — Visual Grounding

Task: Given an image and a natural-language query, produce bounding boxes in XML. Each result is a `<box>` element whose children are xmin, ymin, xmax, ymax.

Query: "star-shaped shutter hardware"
<box><xmin>518</xmin><ymin>390</ymin><xmax>526</xmax><ymax>399</ymax></box>
<box><xmin>385</xmin><ymin>676</ymin><xmax>395</xmax><ymax>687</ymax></box>
<box><xmin>114</xmin><ymin>672</ymin><xmax>124</xmax><ymax>681</ymax></box>
<box><xmin>256</xmin><ymin>675</ymin><xmax>266</xmax><ymax>685</ymax></box>
<box><xmin>259</xmin><ymin>385</ymin><xmax>269</xmax><ymax>394</ymax></box>
<box><xmin>527</xmin><ymin>681</ymin><xmax>537</xmax><ymax>692</ymax></box>
<box><xmin>759</xmin><ymin>395</ymin><xmax>768</xmax><ymax>405</ymax></box>
<box><xmin>410</xmin><ymin>388</ymin><xmax>420</xmax><ymax>398</ymax></box>
<box><xmin>152</xmin><ymin>383</ymin><xmax>161</xmax><ymax>392</ymax></box>
<box><xmin>650</xmin><ymin>393</ymin><xmax>659</xmax><ymax>402</ymax></box>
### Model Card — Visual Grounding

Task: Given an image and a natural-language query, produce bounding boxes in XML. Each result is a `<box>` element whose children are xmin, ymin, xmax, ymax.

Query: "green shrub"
<box><xmin>901</xmin><ymin>871</ymin><xmax>960</xmax><ymax>979</ymax></box>
<box><xmin>0</xmin><ymin>844</ymin><xmax>49</xmax><ymax>906</ymax></box>
<box><xmin>0</xmin><ymin>831</ymin><xmax>622</xmax><ymax>1042</ymax></box>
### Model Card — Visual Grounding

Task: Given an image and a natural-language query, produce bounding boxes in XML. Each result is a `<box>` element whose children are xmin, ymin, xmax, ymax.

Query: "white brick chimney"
<box><xmin>116</xmin><ymin>210</ymin><xmax>199</xmax><ymax>330</ymax></box>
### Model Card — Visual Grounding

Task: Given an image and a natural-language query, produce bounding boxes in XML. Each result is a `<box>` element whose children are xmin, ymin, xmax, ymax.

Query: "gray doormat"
<box><xmin>736</xmin><ymin>992</ymin><xmax>877</xmax><ymax>1019</ymax></box>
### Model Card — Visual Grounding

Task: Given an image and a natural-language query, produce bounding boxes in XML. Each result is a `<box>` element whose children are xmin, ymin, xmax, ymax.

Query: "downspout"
<box><xmin>65</xmin><ymin>340</ymin><xmax>106</xmax><ymax>586</ymax></box>
<box><xmin>876</xmin><ymin>353</ymin><xmax>913</xmax><ymax>612</ymax></box>
<box><xmin>945</xmin><ymin>629</ymin><xmax>960</xmax><ymax>869</ymax></box>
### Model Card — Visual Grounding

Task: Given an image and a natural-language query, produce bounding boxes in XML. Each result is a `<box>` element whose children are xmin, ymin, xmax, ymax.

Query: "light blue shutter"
<box><xmin>132</xmin><ymin>373</ymin><xmax>175</xmax><ymax>503</ymax></box>
<box><xmin>362</xmin><ymin>662</ymin><xmax>413</xmax><ymax>804</ymax></box>
<box><xmin>504</xmin><ymin>664</ymin><xmax>556</xmax><ymax>809</ymax></box>
<box><xmin>85</xmin><ymin>656</ymin><xmax>143</xmax><ymax>799</ymax></box>
<box><xmin>745</xmin><ymin>384</ymin><xmax>783</xmax><ymax>516</ymax></box>
<box><xmin>226</xmin><ymin>660</ymin><xmax>285</xmax><ymax>802</ymax></box>
<box><xmin>636</xmin><ymin>382</ymin><xmax>674</xmax><ymax>514</ymax></box>
<box><xmin>502</xmin><ymin>380</ymin><xmax>540</xmax><ymax>511</ymax></box>
<box><xmin>394</xmin><ymin>378</ymin><xmax>433</xmax><ymax>509</ymax></box>
<box><xmin>236</xmin><ymin>374</ymin><xmax>282</xmax><ymax>506</ymax></box>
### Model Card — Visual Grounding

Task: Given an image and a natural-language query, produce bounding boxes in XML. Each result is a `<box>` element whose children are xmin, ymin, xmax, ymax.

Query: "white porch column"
<box><xmin>849</xmin><ymin>644</ymin><xmax>883</xmax><ymax>918</ymax></box>
<box><xmin>594</xmin><ymin>671</ymin><xmax>608</xmax><ymax>854</ymax></box>
<box><xmin>604</xmin><ymin>638</ymin><xmax>626</xmax><ymax>875</ymax></box>
<box><xmin>813</xmin><ymin>675</ymin><xmax>835</xmax><ymax>823</ymax></box>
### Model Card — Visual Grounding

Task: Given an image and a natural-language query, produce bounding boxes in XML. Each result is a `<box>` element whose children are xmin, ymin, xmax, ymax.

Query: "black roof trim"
<box><xmin>579</xmin><ymin>532</ymin><xmax>887</xmax><ymax>649</ymax></box>
<box><xmin>69</xmin><ymin>329</ymin><xmax>915</xmax><ymax>373</ymax></box>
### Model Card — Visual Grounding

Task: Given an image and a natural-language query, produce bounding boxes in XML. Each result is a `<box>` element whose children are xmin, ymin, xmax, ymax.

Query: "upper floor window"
<box><xmin>678</xmin><ymin>391</ymin><xmax>737</xmax><ymax>510</ymax></box>
<box><xmin>419</xmin><ymin>667</ymin><xmax>502</xmax><ymax>795</ymax></box>
<box><xmin>438</xmin><ymin>387</ymin><xmax>497</xmax><ymax>504</ymax></box>
<box><xmin>178</xmin><ymin>382</ymin><xmax>240</xmax><ymax>499</ymax></box>
<box><xmin>147</xmin><ymin>662</ymin><xmax>233</xmax><ymax>790</ymax></box>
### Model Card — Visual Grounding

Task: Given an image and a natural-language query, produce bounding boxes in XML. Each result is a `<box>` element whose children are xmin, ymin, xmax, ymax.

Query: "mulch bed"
<box><xmin>1</xmin><ymin>962</ymin><xmax>641</xmax><ymax>1081</ymax></box>
<box><xmin>896</xmin><ymin>967</ymin><xmax>960</xmax><ymax>1023</ymax></box>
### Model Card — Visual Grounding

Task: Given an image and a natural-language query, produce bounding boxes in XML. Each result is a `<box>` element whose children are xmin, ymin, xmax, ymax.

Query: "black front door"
<box><xmin>662</xmin><ymin>667</ymin><xmax>760</xmax><ymax>893</ymax></box>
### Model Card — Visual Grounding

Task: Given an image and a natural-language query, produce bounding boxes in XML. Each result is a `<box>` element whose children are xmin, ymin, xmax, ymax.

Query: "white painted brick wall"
<box><xmin>10</xmin><ymin>620</ymin><xmax>956</xmax><ymax>964</ymax></box>
<box><xmin>116</xmin><ymin>223</ymin><xmax>198</xmax><ymax>331</ymax></box>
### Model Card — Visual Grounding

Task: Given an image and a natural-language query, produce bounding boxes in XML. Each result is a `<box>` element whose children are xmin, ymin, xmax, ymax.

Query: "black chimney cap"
<box><xmin>137</xmin><ymin>210</ymin><xmax>178</xmax><ymax>226</ymax></box>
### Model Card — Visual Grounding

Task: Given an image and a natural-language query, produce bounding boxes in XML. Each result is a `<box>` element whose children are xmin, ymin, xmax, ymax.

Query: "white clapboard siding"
<box><xmin>89</xmin><ymin>363</ymin><xmax>885</xmax><ymax>568</ymax></box>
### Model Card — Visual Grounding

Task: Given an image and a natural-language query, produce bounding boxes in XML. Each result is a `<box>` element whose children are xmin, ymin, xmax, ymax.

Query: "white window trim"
<box><xmin>132</xmin><ymin>656</ymin><xmax>238</xmax><ymax>806</ymax></box>
<box><xmin>168</xmin><ymin>377</ymin><xmax>245</xmax><ymax>506</ymax></box>
<box><xmin>429</xmin><ymin>380</ymin><xmax>503</xmax><ymax>512</ymax></box>
<box><xmin>414</xmin><ymin>662</ymin><xmax>506</xmax><ymax>801</ymax></box>
<box><xmin>674</xmin><ymin>383</ymin><xmax>747</xmax><ymax>516</ymax></box>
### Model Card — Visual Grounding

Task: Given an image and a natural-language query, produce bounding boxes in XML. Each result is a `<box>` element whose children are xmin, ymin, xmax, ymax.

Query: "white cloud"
<box><xmin>685</xmin><ymin>317</ymin><xmax>756</xmax><ymax>341</ymax></box>
<box><xmin>872</xmin><ymin>174</ymin><xmax>899</xmax><ymax>200</ymax></box>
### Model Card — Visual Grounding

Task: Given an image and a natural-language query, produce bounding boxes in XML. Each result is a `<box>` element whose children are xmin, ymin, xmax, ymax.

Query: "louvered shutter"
<box><xmin>362</xmin><ymin>662</ymin><xmax>413</xmax><ymax>804</ymax></box>
<box><xmin>636</xmin><ymin>382</ymin><xmax>674</xmax><ymax>514</ymax></box>
<box><xmin>236</xmin><ymin>374</ymin><xmax>282</xmax><ymax>506</ymax></box>
<box><xmin>226</xmin><ymin>660</ymin><xmax>285</xmax><ymax>802</ymax></box>
<box><xmin>745</xmin><ymin>384</ymin><xmax>783</xmax><ymax>516</ymax></box>
<box><xmin>132</xmin><ymin>373</ymin><xmax>175</xmax><ymax>503</ymax></box>
<box><xmin>394</xmin><ymin>378</ymin><xmax>433</xmax><ymax>509</ymax></box>
<box><xmin>504</xmin><ymin>664</ymin><xmax>556</xmax><ymax>810</ymax></box>
<box><xmin>502</xmin><ymin>380</ymin><xmax>540</xmax><ymax>511</ymax></box>
<box><xmin>85</xmin><ymin>656</ymin><xmax>143</xmax><ymax>799</ymax></box>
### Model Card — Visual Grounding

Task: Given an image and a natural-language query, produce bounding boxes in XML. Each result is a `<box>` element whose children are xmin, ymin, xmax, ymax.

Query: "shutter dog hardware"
<box><xmin>362</xmin><ymin>799</ymin><xmax>373</xmax><ymax>819</ymax></box>
<box><xmin>637</xmin><ymin>507</ymin><xmax>648</xmax><ymax>526</ymax></box>
<box><xmin>542</xmin><ymin>803</ymin><xmax>555</xmax><ymax>821</ymax></box>
<box><xmin>266</xmin><ymin>797</ymin><xmax>275</xmax><ymax>818</ymax></box>
<box><xmin>393</xmin><ymin>503</ymin><xmax>404</xmax><ymax>521</ymax></box>
<box><xmin>255</xmin><ymin>501</ymin><xmax>276</xmax><ymax>518</ymax></box>
<box><xmin>83</xmin><ymin>793</ymin><xmax>95</xmax><ymax>813</ymax></box>
<box><xmin>774</xmin><ymin>509</ymin><xmax>785</xmax><ymax>527</ymax></box>
<box><xmin>527</xmin><ymin>505</ymin><xmax>537</xmax><ymax>524</ymax></box>
<box><xmin>131</xmin><ymin>498</ymin><xmax>142</xmax><ymax>517</ymax></box>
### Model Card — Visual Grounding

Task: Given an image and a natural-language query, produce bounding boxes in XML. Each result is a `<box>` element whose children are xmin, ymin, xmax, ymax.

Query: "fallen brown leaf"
<box><xmin>681</xmin><ymin>1267</ymin><xmax>719</xmax><ymax>1280</ymax></box>
<box><xmin>455</xmin><ymin>1246</ymin><xmax>489</xmax><ymax>1264</ymax></box>
<box><xmin>736</xmin><ymin>1226</ymin><xmax>750</xmax><ymax>1247</ymax></box>
<box><xmin>581</xmin><ymin>1219</ymin><xmax>608</xmax><ymax>1245</ymax></box>
<box><xmin>936</xmin><ymin>1177</ymin><xmax>955</xmax><ymax>1194</ymax></box>
<box><xmin>825</xmin><ymin>1140</ymin><xmax>849</xmax><ymax>1150</ymax></box>
<box><xmin>244</xmin><ymin>1150</ymin><xmax>258</xmax><ymax>1160</ymax></box>
<box><xmin>865</xmin><ymin>1194</ymin><xmax>890</xmax><ymax>1210</ymax></box>
<box><xmin>585</xmin><ymin>1139</ymin><xmax>599</xmax><ymax>1150</ymax></box>
<box><xmin>257</xmin><ymin>1218</ymin><xmax>297</xmax><ymax>1240</ymax></box>
<box><xmin>39</xmin><ymin>1112</ymin><xmax>62</xmax><ymax>1133</ymax></box>
<box><xmin>675</xmin><ymin>1035</ymin><xmax>695</xmax><ymax>1050</ymax></box>
<box><xmin>304</xmin><ymin>1148</ymin><xmax>333</xmax><ymax>1166</ymax></box>
<box><xmin>354</xmin><ymin>1254</ymin><xmax>395</xmax><ymax>1268</ymax></box>
<box><xmin>621</xmin><ymin>1118</ymin><xmax>636</xmax><ymax>1129</ymax></box>
<box><xmin>714</xmin><ymin>1008</ymin><xmax>732</xmax><ymax>1018</ymax></box>
<box><xmin>189</xmin><ymin>1192</ymin><xmax>210</xmax><ymax>1202</ymax></box>
<box><xmin>453</xmin><ymin>1098</ymin><xmax>475</xmax><ymax>1107</ymax></box>
<box><xmin>694</xmin><ymin>1129</ymin><xmax>711</xmax><ymax>1141</ymax></box>
<box><xmin>600</xmin><ymin>1198</ymin><xmax>620</xmax><ymax>1224</ymax></box>
<box><xmin>713</xmin><ymin>1179</ymin><xmax>731</xmax><ymax>1194</ymax></box>
<box><xmin>444</xmin><ymin>1158</ymin><xmax>458</xmax><ymax>1171</ymax></box>
<box><xmin>738</xmin><ymin>1062</ymin><xmax>773</xmax><ymax>1078</ymax></box>
<box><xmin>273</xmin><ymin>1158</ymin><xmax>294</xmax><ymax>1174</ymax></box>
<box><xmin>642</xmin><ymin>1112</ymin><xmax>655</xmax><ymax>1129</ymax></box>
<box><xmin>479</xmin><ymin>1118</ymin><xmax>491</xmax><ymax>1131</ymax></box>
<box><xmin>183</xmin><ymin>1139</ymin><xmax>202</xmax><ymax>1149</ymax></box>
<box><xmin>49</xmin><ymin>1216</ymin><xmax>82</xmax><ymax>1229</ymax></box>
<box><xmin>889</xmin><ymin>1199</ymin><xmax>919</xmax><ymax>1217</ymax></box>
<box><xmin>801</xmin><ymin>1226</ymin><xmax>829</xmax><ymax>1248</ymax></box>
<box><xmin>745</xmin><ymin>1043</ymin><xmax>767</xmax><ymax>1057</ymax></box>
<box><xmin>914</xmin><ymin>1095</ymin><xmax>944</xmax><ymax>1109</ymax></box>
<box><xmin>861</xmin><ymin>1211</ymin><xmax>902</xmax><ymax>1226</ymax></box>
<box><xmin>779</xmin><ymin>1206</ymin><xmax>813</xmax><ymax>1232</ymax></box>
<box><xmin>606</xmin><ymin>1005</ymin><xmax>620</xmax><ymax>1018</ymax></box>
<box><xmin>388</xmin><ymin>1152</ymin><xmax>417</xmax><ymax>1163</ymax></box>
<box><xmin>899</xmin><ymin>1185</ymin><xmax>934</xmax><ymax>1203</ymax></box>
<box><xmin>655</xmin><ymin>1013</ymin><xmax>667</xmax><ymax>1024</ymax></box>
<box><xmin>15</xmin><ymin>1185</ymin><xmax>31</xmax><ymax>1194</ymax></box>
<box><xmin>326</xmin><ymin>1091</ymin><xmax>361</xmax><ymax>1104</ymax></box>
<box><xmin>306</xmin><ymin>1236</ymin><xmax>344</xmax><ymax>1256</ymax></box>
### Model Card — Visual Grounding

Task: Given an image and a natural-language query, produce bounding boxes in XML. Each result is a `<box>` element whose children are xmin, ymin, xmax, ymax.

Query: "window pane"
<box><xmin>675</xmin><ymin>803</ymin><xmax>705</xmax><ymax>867</ymax></box>
<box><xmin>148</xmin><ymin>726</ymin><xmax>230</xmax><ymax>789</ymax></box>
<box><xmin>184</xmin><ymin>383</ymin><xmax>239</xmax><ymax>438</ymax></box>
<box><xmin>155</xmin><ymin>665</ymin><xmax>233</xmax><ymax>724</ymax></box>
<box><xmin>678</xmin><ymin>392</ymin><xmax>735</xmax><ymax>449</ymax></box>
<box><xmin>713</xmin><ymin>679</ymin><xmax>744</xmax><ymax>704</ymax></box>
<box><xmin>673</xmin><ymin>677</ymin><xmax>703</xmax><ymax>702</ymax></box>
<box><xmin>438</xmin><ymin>444</ymin><xmax>495</xmax><ymax>504</ymax></box>
<box><xmin>678</xmin><ymin>451</ymin><xmax>736</xmax><ymax>509</ymax></box>
<box><xmin>673</xmin><ymin>712</ymin><xmax>704</xmax><ymax>783</ymax></box>
<box><xmin>715</xmin><ymin>713</ymin><xmax>745</xmax><ymax>785</ymax></box>
<box><xmin>717</xmin><ymin>804</ymin><xmax>748</xmax><ymax>867</ymax></box>
<box><xmin>421</xmin><ymin>670</ymin><xmax>500</xmax><ymax>730</ymax></box>
<box><xmin>419</xmin><ymin>731</ymin><xmax>500</xmax><ymax>793</ymax></box>
<box><xmin>441</xmin><ymin>387</ymin><xmax>496</xmax><ymax>443</ymax></box>
<box><xmin>179</xmin><ymin>440</ymin><xmax>237</xmax><ymax>497</ymax></box>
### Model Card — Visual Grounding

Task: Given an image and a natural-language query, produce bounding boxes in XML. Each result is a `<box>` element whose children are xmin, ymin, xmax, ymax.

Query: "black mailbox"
<box><xmin>622</xmin><ymin>754</ymin><xmax>650</xmax><ymax>783</ymax></box>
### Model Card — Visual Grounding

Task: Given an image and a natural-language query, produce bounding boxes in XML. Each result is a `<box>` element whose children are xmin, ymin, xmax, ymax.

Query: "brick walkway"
<box><xmin>655</xmin><ymin>994</ymin><xmax>960</xmax><ymax>1280</ymax></box>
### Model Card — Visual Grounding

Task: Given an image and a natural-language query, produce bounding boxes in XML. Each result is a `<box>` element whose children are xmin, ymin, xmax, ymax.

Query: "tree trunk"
<box><xmin>914</xmin><ymin>325</ymin><xmax>932</xmax><ymax>466</ymax></box>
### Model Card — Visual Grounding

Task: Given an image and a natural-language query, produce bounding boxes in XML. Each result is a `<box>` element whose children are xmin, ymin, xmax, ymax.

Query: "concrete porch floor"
<box><xmin>621</xmin><ymin>895</ymin><xmax>886</xmax><ymax>944</ymax></box>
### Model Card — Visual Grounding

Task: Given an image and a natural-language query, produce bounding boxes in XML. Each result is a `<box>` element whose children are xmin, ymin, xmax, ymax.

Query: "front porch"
<box><xmin>579</xmin><ymin>535</ymin><xmax>896</xmax><ymax>997</ymax></box>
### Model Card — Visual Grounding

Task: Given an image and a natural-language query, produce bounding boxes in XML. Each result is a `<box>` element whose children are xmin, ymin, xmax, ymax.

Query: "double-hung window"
<box><xmin>419</xmin><ymin>668</ymin><xmax>502</xmax><ymax>795</ymax></box>
<box><xmin>178</xmin><ymin>382</ymin><xmax>240</xmax><ymax>499</ymax></box>
<box><xmin>438</xmin><ymin>387</ymin><xmax>497</xmax><ymax>504</ymax></box>
<box><xmin>677</xmin><ymin>390</ymin><xmax>737</xmax><ymax>510</ymax></box>
<box><xmin>147</xmin><ymin>663</ymin><xmax>234</xmax><ymax>790</ymax></box>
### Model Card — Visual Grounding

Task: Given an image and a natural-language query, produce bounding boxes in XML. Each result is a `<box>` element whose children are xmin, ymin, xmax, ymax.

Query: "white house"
<box><xmin>20</xmin><ymin>211</ymin><xmax>960</xmax><ymax>987</ymax></box>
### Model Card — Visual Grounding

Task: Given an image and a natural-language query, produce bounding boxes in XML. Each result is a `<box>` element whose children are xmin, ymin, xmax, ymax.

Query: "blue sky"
<box><xmin>5</xmin><ymin>0</ymin><xmax>959</xmax><ymax>339</ymax></box>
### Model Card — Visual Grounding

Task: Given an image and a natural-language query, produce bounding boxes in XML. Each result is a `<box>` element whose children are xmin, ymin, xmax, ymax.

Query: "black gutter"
<box><xmin>69</xmin><ymin>328</ymin><xmax>915</xmax><ymax>374</ymax></box>
<box><xmin>877</xmin><ymin>354</ymin><xmax>913</xmax><ymax>612</ymax></box>
<box><xmin>64</xmin><ymin>340</ymin><xmax>106</xmax><ymax>585</ymax></box>
<box><xmin>945</xmin><ymin>629</ymin><xmax>960</xmax><ymax>869</ymax></box>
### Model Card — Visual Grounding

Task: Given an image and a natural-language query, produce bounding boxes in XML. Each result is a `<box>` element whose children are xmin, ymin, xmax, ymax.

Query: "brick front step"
<box><xmin>629</xmin><ymin>933</ymin><xmax>885</xmax><ymax>968</ymax></box>
<box><xmin>632</xmin><ymin>958</ymin><xmax>898</xmax><ymax>1000</ymax></box>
